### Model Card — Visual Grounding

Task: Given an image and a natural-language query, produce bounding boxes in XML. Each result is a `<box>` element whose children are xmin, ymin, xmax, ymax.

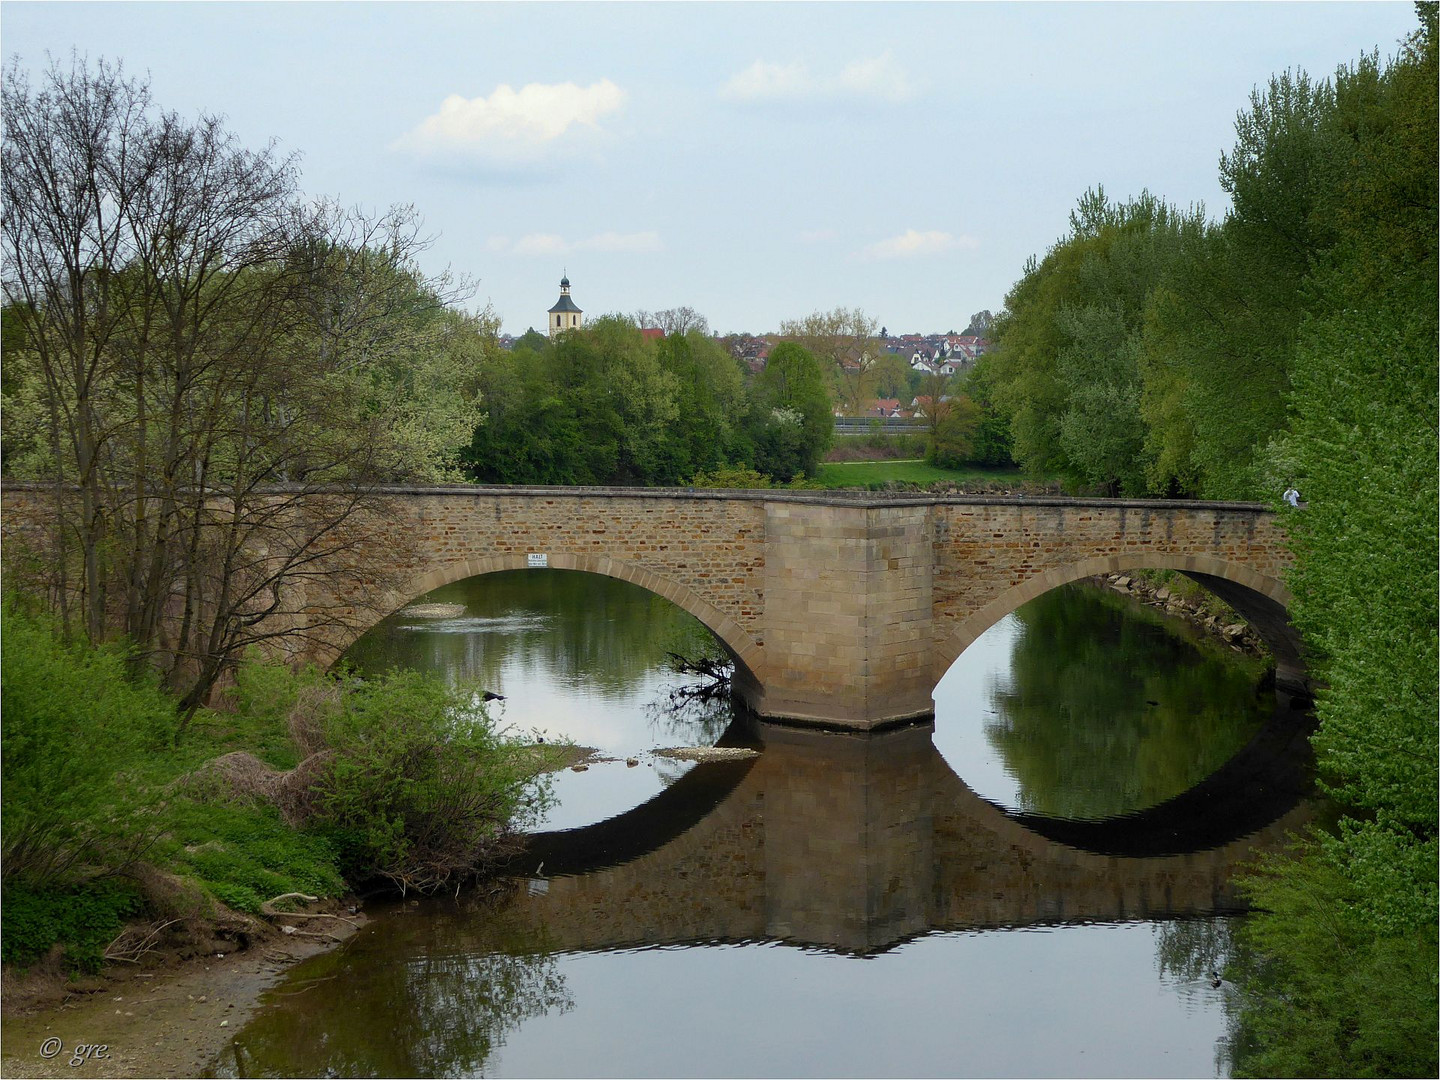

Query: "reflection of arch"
<box><xmin>343</xmin><ymin>553</ymin><xmax>768</xmax><ymax>685</ymax></box>
<box><xmin>511</xmin><ymin>751</ymin><xmax>759</xmax><ymax>878</ymax></box>
<box><xmin>934</xmin><ymin>552</ymin><xmax>1309</xmax><ymax>699</ymax></box>
<box><xmin>937</xmin><ymin>702</ymin><xmax>1317</xmax><ymax>858</ymax></box>
<box><xmin>500</xmin><ymin>719</ymin><xmax>1318</xmax><ymax>957</ymax></box>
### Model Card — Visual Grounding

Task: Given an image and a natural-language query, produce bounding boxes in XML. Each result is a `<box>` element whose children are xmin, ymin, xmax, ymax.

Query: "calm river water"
<box><xmin>213</xmin><ymin>571</ymin><xmax>1313</xmax><ymax>1078</ymax></box>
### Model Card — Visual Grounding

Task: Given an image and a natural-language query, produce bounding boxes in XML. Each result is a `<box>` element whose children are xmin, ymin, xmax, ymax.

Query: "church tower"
<box><xmin>547</xmin><ymin>274</ymin><xmax>583</xmax><ymax>336</ymax></box>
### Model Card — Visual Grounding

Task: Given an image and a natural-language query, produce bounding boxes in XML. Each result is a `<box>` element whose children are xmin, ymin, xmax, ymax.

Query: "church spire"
<box><xmin>548</xmin><ymin>272</ymin><xmax>583</xmax><ymax>336</ymax></box>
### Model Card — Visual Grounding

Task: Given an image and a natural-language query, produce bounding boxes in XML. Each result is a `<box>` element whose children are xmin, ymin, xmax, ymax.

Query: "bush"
<box><xmin>690</xmin><ymin>465</ymin><xmax>773</xmax><ymax>489</ymax></box>
<box><xmin>304</xmin><ymin>668</ymin><xmax>551</xmax><ymax>893</ymax></box>
<box><xmin>1</xmin><ymin>601</ymin><xmax>174</xmax><ymax>886</ymax></box>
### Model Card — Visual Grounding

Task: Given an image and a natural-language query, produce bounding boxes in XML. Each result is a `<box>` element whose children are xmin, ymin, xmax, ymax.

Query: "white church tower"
<box><xmin>547</xmin><ymin>273</ymin><xmax>583</xmax><ymax>336</ymax></box>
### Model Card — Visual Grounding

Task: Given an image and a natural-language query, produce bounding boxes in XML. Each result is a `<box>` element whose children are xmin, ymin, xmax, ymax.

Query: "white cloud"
<box><xmin>835</xmin><ymin>53</ymin><xmax>915</xmax><ymax>103</ymax></box>
<box><xmin>720</xmin><ymin>60</ymin><xmax>812</xmax><ymax>101</ymax></box>
<box><xmin>581</xmin><ymin>231</ymin><xmax>663</xmax><ymax>253</ymax></box>
<box><xmin>490</xmin><ymin>231</ymin><xmax>663</xmax><ymax>256</ymax></box>
<box><xmin>720</xmin><ymin>51</ymin><xmax>915</xmax><ymax>103</ymax></box>
<box><xmin>859</xmin><ymin>229</ymin><xmax>979</xmax><ymax>260</ymax></box>
<box><xmin>395</xmin><ymin>79</ymin><xmax>626</xmax><ymax>156</ymax></box>
<box><xmin>510</xmin><ymin>233</ymin><xmax>569</xmax><ymax>257</ymax></box>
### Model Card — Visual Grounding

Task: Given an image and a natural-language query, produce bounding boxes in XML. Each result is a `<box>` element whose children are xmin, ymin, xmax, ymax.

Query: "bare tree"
<box><xmin>631</xmin><ymin>305</ymin><xmax>709</xmax><ymax>337</ymax></box>
<box><xmin>778</xmin><ymin>306</ymin><xmax>880</xmax><ymax>416</ymax></box>
<box><xmin>3</xmin><ymin>57</ymin><xmax>466</xmax><ymax>725</ymax></box>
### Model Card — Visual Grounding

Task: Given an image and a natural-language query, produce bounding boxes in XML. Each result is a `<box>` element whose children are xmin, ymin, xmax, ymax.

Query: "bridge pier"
<box><xmin>743</xmin><ymin>501</ymin><xmax>936</xmax><ymax>728</ymax></box>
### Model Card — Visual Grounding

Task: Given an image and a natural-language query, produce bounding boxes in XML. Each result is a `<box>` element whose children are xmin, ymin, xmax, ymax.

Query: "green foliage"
<box><xmin>154</xmin><ymin>800</ymin><xmax>345</xmax><ymax>914</ymax></box>
<box><xmin>465</xmin><ymin>319</ymin><xmax>750</xmax><ymax>486</ymax></box>
<box><xmin>870</xmin><ymin>352</ymin><xmax>913</xmax><ymax>400</ymax></box>
<box><xmin>1280</xmin><ymin>0</ymin><xmax>1437</xmax><ymax>864</ymax></box>
<box><xmin>463</xmin><ymin>317</ymin><xmax>839</xmax><ymax>487</ymax></box>
<box><xmin>749</xmin><ymin>341</ymin><xmax>834</xmax><ymax>479</ymax></box>
<box><xmin>1</xmin><ymin>597</ymin><xmax>554</xmax><ymax>974</ymax></box>
<box><xmin>1</xmin><ymin>601</ymin><xmax>174</xmax><ymax>886</ymax></box>
<box><xmin>1230</xmin><ymin>835</ymin><xmax>1438</xmax><ymax>1078</ymax></box>
<box><xmin>984</xmin><ymin>583</ymin><xmax>1270</xmax><ymax>818</ymax></box>
<box><xmin>2</xmin><ymin>878</ymin><xmax>145</xmax><ymax>973</ymax></box>
<box><xmin>656</xmin><ymin>331</ymin><xmax>748</xmax><ymax>481</ymax></box>
<box><xmin>1226</xmin><ymin>10</ymin><xmax>1439</xmax><ymax>1074</ymax></box>
<box><xmin>304</xmin><ymin>668</ymin><xmax>551</xmax><ymax>892</ymax></box>
<box><xmin>925</xmin><ymin>396</ymin><xmax>982</xmax><ymax>469</ymax></box>
<box><xmin>958</xmin><ymin>361</ymin><xmax>1014</xmax><ymax>467</ymax></box>
<box><xmin>690</xmin><ymin>465</ymin><xmax>774</xmax><ymax>489</ymax></box>
<box><xmin>989</xmin><ymin>189</ymin><xmax>1196</xmax><ymax>494</ymax></box>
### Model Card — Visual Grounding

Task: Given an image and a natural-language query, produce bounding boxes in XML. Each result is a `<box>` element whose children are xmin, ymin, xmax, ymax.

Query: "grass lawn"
<box><xmin>815</xmin><ymin>460</ymin><xmax>1031</xmax><ymax>488</ymax></box>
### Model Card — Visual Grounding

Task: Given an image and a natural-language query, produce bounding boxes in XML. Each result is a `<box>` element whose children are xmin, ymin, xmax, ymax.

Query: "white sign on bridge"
<box><xmin>527</xmin><ymin>552</ymin><xmax>548</xmax><ymax>568</ymax></box>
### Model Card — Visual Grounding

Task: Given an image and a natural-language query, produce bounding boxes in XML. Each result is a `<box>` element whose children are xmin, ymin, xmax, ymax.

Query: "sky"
<box><xmin>1</xmin><ymin>1</ymin><xmax>1420</xmax><ymax>336</ymax></box>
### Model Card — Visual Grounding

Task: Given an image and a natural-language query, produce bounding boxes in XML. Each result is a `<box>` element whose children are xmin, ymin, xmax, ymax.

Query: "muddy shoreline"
<box><xmin>1</xmin><ymin>915</ymin><xmax>365</xmax><ymax>1078</ymax></box>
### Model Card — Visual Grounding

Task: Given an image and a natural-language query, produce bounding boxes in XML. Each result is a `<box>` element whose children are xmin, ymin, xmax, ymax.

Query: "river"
<box><xmin>212</xmin><ymin>571</ymin><xmax>1313</xmax><ymax>1078</ymax></box>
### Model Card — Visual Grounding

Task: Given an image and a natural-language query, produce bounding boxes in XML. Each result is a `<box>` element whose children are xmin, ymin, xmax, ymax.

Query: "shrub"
<box><xmin>690</xmin><ymin>465</ymin><xmax>773</xmax><ymax>489</ymax></box>
<box><xmin>1</xmin><ymin>601</ymin><xmax>174</xmax><ymax>886</ymax></box>
<box><xmin>304</xmin><ymin>668</ymin><xmax>551</xmax><ymax>894</ymax></box>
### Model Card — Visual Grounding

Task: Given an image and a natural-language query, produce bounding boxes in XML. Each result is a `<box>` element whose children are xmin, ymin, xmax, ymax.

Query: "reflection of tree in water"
<box><xmin>646</xmin><ymin>689</ymin><xmax>734</xmax><ymax>751</ymax></box>
<box><xmin>1156</xmin><ymin>915</ymin><xmax>1234</xmax><ymax>984</ymax></box>
<box><xmin>985</xmin><ymin>583</ymin><xmax>1273</xmax><ymax>818</ymax></box>
<box><xmin>1154</xmin><ymin>916</ymin><xmax>1259</xmax><ymax>1078</ymax></box>
<box><xmin>221</xmin><ymin>905</ymin><xmax>573</xmax><ymax>1077</ymax></box>
<box><xmin>643</xmin><ymin>617</ymin><xmax>736</xmax><ymax>749</ymax></box>
<box><xmin>651</xmin><ymin>754</ymin><xmax>696</xmax><ymax>788</ymax></box>
<box><xmin>345</xmin><ymin>570</ymin><xmax>715</xmax><ymax>699</ymax></box>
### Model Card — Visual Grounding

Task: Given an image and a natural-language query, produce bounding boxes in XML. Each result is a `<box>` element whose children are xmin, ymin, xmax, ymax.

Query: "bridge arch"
<box><xmin>336</xmin><ymin>551</ymin><xmax>769</xmax><ymax>685</ymax></box>
<box><xmin>933</xmin><ymin>551</ymin><xmax>1309</xmax><ymax>700</ymax></box>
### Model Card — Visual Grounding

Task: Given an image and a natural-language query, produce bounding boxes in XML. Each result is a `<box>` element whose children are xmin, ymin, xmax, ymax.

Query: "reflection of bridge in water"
<box><xmin>511</xmin><ymin>715</ymin><xmax>1314</xmax><ymax>955</ymax></box>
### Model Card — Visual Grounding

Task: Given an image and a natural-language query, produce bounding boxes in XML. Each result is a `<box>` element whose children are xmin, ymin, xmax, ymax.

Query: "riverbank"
<box><xmin>1</xmin><ymin>909</ymin><xmax>366</xmax><ymax>1078</ymax></box>
<box><xmin>1096</xmin><ymin>571</ymin><xmax>1270</xmax><ymax>659</ymax></box>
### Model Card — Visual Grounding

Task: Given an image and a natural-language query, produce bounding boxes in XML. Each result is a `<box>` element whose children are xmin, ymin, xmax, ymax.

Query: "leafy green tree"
<box><xmin>958</xmin><ymin>359</ymin><xmax>1014</xmax><ymax>466</ymax></box>
<box><xmin>1226</xmin><ymin>9</ymin><xmax>1438</xmax><ymax>1074</ymax></box>
<box><xmin>926</xmin><ymin>395</ymin><xmax>981</xmax><ymax>469</ymax></box>
<box><xmin>779</xmin><ymin>306</ymin><xmax>878</xmax><ymax>416</ymax></box>
<box><xmin>749</xmin><ymin>341</ymin><xmax>833</xmax><ymax>479</ymax></box>
<box><xmin>989</xmin><ymin>188</ymin><xmax>1193</xmax><ymax>494</ymax></box>
<box><xmin>466</xmin><ymin>316</ymin><xmax>752</xmax><ymax>487</ymax></box>
<box><xmin>871</xmin><ymin>351</ymin><xmax>912</xmax><ymax>400</ymax></box>
<box><xmin>655</xmin><ymin>330</ymin><xmax>747</xmax><ymax>481</ymax></box>
<box><xmin>1138</xmin><ymin>70</ymin><xmax>1341</xmax><ymax>498</ymax></box>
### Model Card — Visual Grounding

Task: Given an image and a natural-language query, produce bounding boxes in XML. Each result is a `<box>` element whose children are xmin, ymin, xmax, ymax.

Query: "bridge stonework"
<box><xmin>0</xmin><ymin>485</ymin><xmax>1303</xmax><ymax>728</ymax></box>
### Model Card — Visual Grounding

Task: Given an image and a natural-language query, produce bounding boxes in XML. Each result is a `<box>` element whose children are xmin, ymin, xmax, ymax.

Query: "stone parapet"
<box><xmin>0</xmin><ymin>482</ymin><xmax>1301</xmax><ymax>727</ymax></box>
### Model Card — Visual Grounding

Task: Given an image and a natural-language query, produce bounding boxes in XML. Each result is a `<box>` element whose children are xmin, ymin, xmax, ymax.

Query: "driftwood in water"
<box><xmin>664</xmin><ymin>651</ymin><xmax>732</xmax><ymax>704</ymax></box>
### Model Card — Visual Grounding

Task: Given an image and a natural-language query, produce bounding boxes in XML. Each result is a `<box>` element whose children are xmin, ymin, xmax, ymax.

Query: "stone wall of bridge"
<box><xmin>927</xmin><ymin>499</ymin><xmax>1301</xmax><ymax>700</ymax></box>
<box><xmin>304</xmin><ymin>488</ymin><xmax>772</xmax><ymax>681</ymax></box>
<box><xmin>0</xmin><ymin>483</ymin><xmax>1301</xmax><ymax>728</ymax></box>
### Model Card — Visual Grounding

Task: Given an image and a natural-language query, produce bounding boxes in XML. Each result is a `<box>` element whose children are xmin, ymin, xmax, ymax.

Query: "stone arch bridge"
<box><xmin>307</xmin><ymin>486</ymin><xmax>1303</xmax><ymax>729</ymax></box>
